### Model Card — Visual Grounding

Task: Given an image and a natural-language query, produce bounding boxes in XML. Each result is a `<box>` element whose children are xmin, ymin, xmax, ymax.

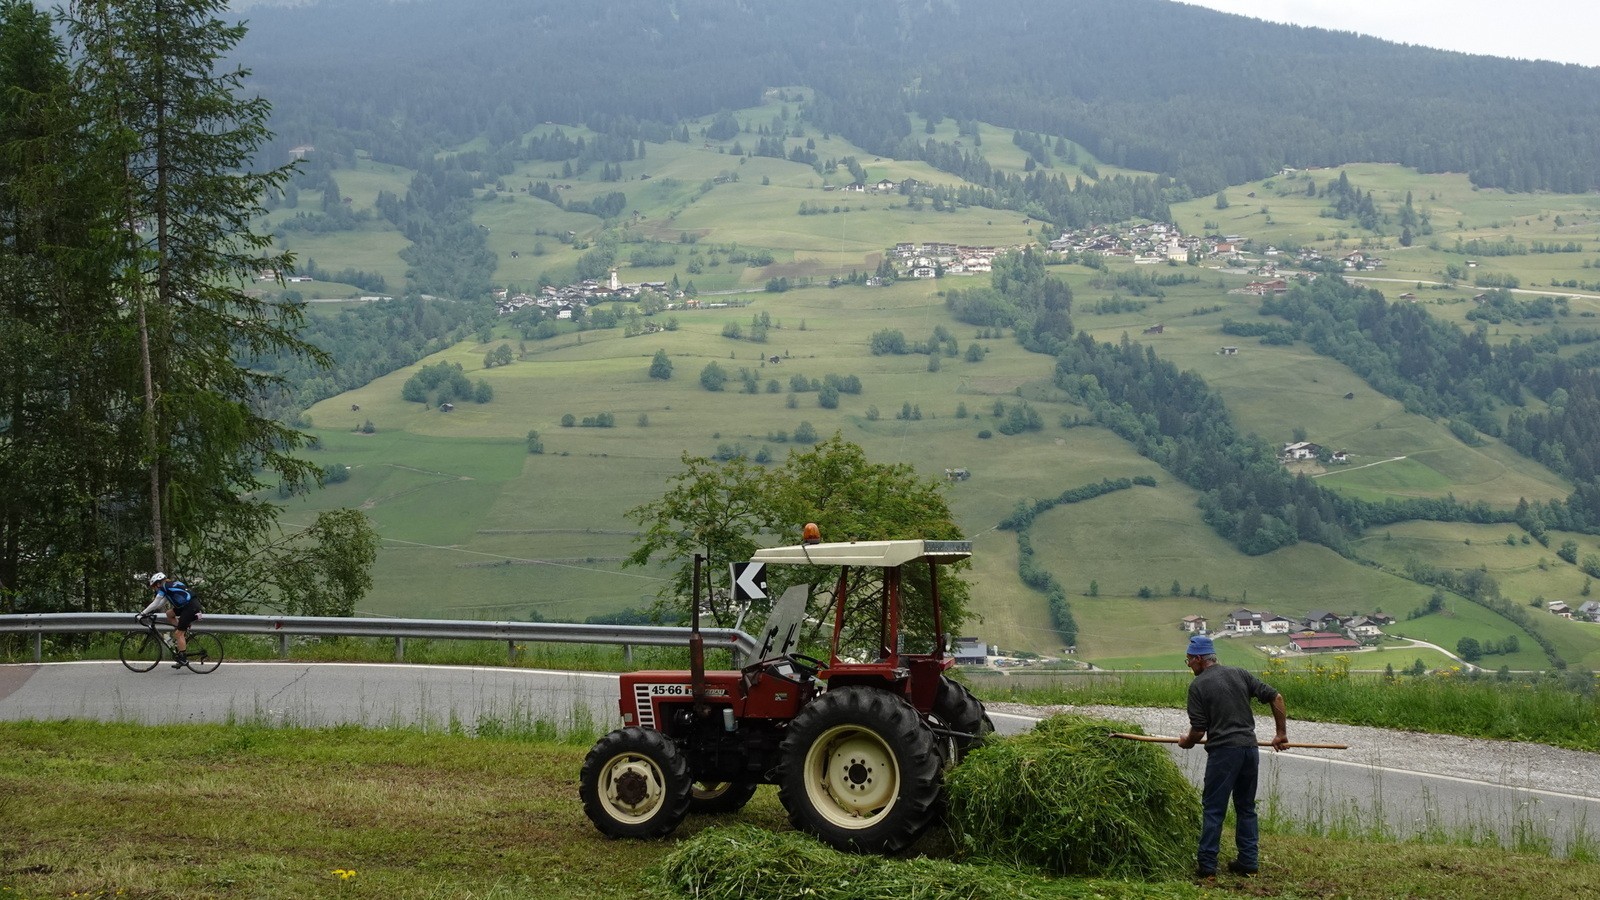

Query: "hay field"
<box><xmin>265</xmin><ymin>99</ymin><xmax>1600</xmax><ymax>668</ymax></box>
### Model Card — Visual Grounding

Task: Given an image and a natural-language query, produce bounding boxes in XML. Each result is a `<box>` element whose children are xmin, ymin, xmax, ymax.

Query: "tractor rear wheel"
<box><xmin>579</xmin><ymin>727</ymin><xmax>692</xmax><ymax>839</ymax></box>
<box><xmin>689</xmin><ymin>780</ymin><xmax>759</xmax><ymax>814</ymax></box>
<box><xmin>932</xmin><ymin>676</ymin><xmax>994</xmax><ymax>765</ymax></box>
<box><xmin>778</xmin><ymin>686</ymin><xmax>941</xmax><ymax>854</ymax></box>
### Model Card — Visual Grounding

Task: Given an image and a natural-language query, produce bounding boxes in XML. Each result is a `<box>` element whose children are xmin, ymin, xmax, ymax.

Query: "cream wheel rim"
<box><xmin>802</xmin><ymin>723</ymin><xmax>899</xmax><ymax>828</ymax></box>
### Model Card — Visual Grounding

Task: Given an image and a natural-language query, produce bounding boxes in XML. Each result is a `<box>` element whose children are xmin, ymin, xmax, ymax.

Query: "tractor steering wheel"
<box><xmin>785</xmin><ymin>653</ymin><xmax>827</xmax><ymax>680</ymax></box>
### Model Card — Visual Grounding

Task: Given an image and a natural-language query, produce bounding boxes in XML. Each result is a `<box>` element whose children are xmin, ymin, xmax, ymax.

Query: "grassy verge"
<box><xmin>2</xmin><ymin>721</ymin><xmax>1598</xmax><ymax>900</ymax></box>
<box><xmin>980</xmin><ymin>660</ymin><xmax>1600</xmax><ymax>752</ymax></box>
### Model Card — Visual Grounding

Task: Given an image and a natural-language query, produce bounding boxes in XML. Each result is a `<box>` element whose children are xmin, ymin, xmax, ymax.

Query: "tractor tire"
<box><xmin>689</xmin><ymin>780</ymin><xmax>759</xmax><ymax>814</ymax></box>
<box><xmin>777</xmin><ymin>686</ymin><xmax>942</xmax><ymax>854</ymax></box>
<box><xmin>579</xmin><ymin>727</ymin><xmax>692</xmax><ymax>839</ymax></box>
<box><xmin>931</xmin><ymin>676</ymin><xmax>994</xmax><ymax>765</ymax></box>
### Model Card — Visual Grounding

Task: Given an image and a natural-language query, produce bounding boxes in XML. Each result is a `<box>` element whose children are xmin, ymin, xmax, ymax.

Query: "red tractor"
<box><xmin>579</xmin><ymin>529</ymin><xmax>991</xmax><ymax>853</ymax></box>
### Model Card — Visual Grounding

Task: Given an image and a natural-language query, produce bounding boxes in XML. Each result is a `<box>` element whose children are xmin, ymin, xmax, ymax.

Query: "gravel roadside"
<box><xmin>984</xmin><ymin>701</ymin><xmax>1600</xmax><ymax>799</ymax></box>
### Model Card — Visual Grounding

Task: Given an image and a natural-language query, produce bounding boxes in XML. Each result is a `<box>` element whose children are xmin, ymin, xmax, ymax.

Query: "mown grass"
<box><xmin>3</xmin><ymin>719</ymin><xmax>1599</xmax><ymax>900</ymax></box>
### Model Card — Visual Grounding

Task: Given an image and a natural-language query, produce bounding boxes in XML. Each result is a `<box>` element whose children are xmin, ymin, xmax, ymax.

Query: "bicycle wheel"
<box><xmin>183</xmin><ymin>632</ymin><xmax>223</xmax><ymax>673</ymax></box>
<box><xmin>118</xmin><ymin>630</ymin><xmax>163</xmax><ymax>673</ymax></box>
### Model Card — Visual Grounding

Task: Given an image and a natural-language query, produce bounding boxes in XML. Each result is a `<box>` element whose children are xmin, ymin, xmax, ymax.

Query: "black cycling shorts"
<box><xmin>173</xmin><ymin>602</ymin><xmax>201</xmax><ymax>631</ymax></box>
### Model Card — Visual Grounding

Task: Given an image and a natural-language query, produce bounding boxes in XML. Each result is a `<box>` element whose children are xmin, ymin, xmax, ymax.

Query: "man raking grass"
<box><xmin>1176</xmin><ymin>634</ymin><xmax>1284</xmax><ymax>880</ymax></box>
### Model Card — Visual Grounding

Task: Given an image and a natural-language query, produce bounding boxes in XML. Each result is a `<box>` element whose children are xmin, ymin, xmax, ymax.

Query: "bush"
<box><xmin>700</xmin><ymin>362</ymin><xmax>728</xmax><ymax>391</ymax></box>
<box><xmin>944</xmin><ymin>714</ymin><xmax>1199</xmax><ymax>878</ymax></box>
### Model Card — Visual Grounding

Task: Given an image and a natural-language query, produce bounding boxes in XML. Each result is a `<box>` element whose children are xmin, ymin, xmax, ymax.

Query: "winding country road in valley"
<box><xmin>4</xmin><ymin>661</ymin><xmax>1597</xmax><ymax>850</ymax></box>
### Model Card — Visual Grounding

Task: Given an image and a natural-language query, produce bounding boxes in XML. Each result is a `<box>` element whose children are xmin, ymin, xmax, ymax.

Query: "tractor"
<box><xmin>578</xmin><ymin>526</ymin><xmax>992</xmax><ymax>854</ymax></box>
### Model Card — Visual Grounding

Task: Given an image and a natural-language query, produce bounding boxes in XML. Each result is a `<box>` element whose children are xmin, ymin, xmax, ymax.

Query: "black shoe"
<box><xmin>1195</xmin><ymin>866</ymin><xmax>1217</xmax><ymax>879</ymax></box>
<box><xmin>1226</xmin><ymin>860</ymin><xmax>1258</xmax><ymax>876</ymax></box>
<box><xmin>172</xmin><ymin>655</ymin><xmax>187</xmax><ymax>669</ymax></box>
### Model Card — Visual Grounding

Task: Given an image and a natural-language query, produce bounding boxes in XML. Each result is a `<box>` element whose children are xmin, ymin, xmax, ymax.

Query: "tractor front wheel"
<box><xmin>932</xmin><ymin>676</ymin><xmax>994</xmax><ymax>765</ymax></box>
<box><xmin>778</xmin><ymin>686</ymin><xmax>941</xmax><ymax>854</ymax></box>
<box><xmin>579</xmin><ymin>727</ymin><xmax>692</xmax><ymax>839</ymax></box>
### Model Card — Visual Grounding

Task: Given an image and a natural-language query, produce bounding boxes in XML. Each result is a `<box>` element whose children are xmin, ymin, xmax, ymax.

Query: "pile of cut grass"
<box><xmin>651</xmin><ymin>825</ymin><xmax>1204</xmax><ymax>900</ymax></box>
<box><xmin>943</xmin><ymin>714</ymin><xmax>1199</xmax><ymax>879</ymax></box>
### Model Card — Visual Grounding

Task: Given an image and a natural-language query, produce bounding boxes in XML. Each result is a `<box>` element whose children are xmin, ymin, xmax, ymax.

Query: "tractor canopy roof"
<box><xmin>752</xmin><ymin>538</ymin><xmax>970</xmax><ymax>569</ymax></box>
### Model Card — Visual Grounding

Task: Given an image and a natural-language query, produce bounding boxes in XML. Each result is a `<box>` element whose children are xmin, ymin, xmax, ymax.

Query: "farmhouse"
<box><xmin>1225</xmin><ymin>609</ymin><xmax>1262</xmax><ymax>633</ymax></box>
<box><xmin>1344</xmin><ymin>616</ymin><xmax>1385</xmax><ymax>641</ymax></box>
<box><xmin>1259</xmin><ymin>613</ymin><xmax>1295</xmax><ymax>635</ymax></box>
<box><xmin>1180</xmin><ymin>614</ymin><xmax>1208</xmax><ymax>634</ymax></box>
<box><xmin>1281</xmin><ymin>441</ymin><xmax>1322</xmax><ymax>461</ymax></box>
<box><xmin>1302</xmin><ymin>610</ymin><xmax>1343</xmax><ymax>631</ymax></box>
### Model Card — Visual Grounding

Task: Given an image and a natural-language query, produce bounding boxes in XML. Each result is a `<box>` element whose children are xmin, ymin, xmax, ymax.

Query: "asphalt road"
<box><xmin>5</xmin><ymin>661</ymin><xmax>1598</xmax><ymax>850</ymax></box>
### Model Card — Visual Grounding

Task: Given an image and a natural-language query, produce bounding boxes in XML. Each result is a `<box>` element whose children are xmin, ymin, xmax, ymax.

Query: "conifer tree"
<box><xmin>68</xmin><ymin>0</ymin><xmax>323</xmax><ymax>575</ymax></box>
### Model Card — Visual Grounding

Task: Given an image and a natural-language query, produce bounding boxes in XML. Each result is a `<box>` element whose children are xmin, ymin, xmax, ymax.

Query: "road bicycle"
<box><xmin>119</xmin><ymin>614</ymin><xmax>223</xmax><ymax>674</ymax></box>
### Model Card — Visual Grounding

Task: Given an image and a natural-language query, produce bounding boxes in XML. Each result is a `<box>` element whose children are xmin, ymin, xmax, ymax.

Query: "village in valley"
<box><xmin>484</xmin><ymin>215</ymin><xmax>1374</xmax><ymax>322</ymax></box>
<box><xmin>1180</xmin><ymin>608</ymin><xmax>1384</xmax><ymax>657</ymax></box>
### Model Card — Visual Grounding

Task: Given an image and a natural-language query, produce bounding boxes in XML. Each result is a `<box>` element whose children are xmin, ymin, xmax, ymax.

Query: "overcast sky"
<box><xmin>1179</xmin><ymin>1</ymin><xmax>1600</xmax><ymax>68</ymax></box>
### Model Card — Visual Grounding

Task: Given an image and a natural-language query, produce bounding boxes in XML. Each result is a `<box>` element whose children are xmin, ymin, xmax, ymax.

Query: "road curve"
<box><xmin>4</xmin><ymin>661</ymin><xmax>1597</xmax><ymax>848</ymax></box>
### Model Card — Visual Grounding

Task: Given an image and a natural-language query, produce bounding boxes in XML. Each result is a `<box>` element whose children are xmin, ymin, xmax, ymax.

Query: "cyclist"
<box><xmin>137</xmin><ymin>572</ymin><xmax>202</xmax><ymax>668</ymax></box>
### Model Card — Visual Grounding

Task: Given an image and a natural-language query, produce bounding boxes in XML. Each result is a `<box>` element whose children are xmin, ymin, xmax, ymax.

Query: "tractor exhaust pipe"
<box><xmin>690</xmin><ymin>553</ymin><xmax>708</xmax><ymax>718</ymax></box>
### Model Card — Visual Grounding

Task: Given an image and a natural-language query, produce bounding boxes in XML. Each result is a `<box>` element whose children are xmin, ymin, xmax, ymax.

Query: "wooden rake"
<box><xmin>1110</xmin><ymin>732</ymin><xmax>1349</xmax><ymax>750</ymax></box>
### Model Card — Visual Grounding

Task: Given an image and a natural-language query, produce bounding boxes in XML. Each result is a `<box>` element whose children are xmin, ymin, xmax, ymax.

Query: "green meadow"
<box><xmin>1169</xmin><ymin>163</ymin><xmax>1600</xmax><ymax>342</ymax></box>
<box><xmin>264</xmin><ymin>96</ymin><xmax>1600</xmax><ymax>671</ymax></box>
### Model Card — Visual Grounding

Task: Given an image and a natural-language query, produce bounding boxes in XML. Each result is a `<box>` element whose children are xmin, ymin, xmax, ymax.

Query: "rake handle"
<box><xmin>1109</xmin><ymin>731</ymin><xmax>1348</xmax><ymax>750</ymax></box>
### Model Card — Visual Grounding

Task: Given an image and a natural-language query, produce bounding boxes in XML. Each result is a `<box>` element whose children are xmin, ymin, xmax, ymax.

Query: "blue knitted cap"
<box><xmin>1186</xmin><ymin>634</ymin><xmax>1214</xmax><ymax>656</ymax></box>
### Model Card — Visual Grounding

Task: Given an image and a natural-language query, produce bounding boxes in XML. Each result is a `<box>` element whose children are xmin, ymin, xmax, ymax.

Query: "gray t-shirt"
<box><xmin>1186</xmin><ymin>663</ymin><xmax>1279</xmax><ymax>750</ymax></box>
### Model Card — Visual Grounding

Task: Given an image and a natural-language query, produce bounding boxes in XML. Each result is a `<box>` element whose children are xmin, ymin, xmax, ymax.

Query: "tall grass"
<box><xmin>987</xmin><ymin>655</ymin><xmax>1600</xmax><ymax>752</ymax></box>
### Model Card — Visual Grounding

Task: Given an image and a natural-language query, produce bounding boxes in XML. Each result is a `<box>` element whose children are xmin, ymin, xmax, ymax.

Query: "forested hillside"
<box><xmin>235</xmin><ymin>0</ymin><xmax>1600</xmax><ymax>196</ymax></box>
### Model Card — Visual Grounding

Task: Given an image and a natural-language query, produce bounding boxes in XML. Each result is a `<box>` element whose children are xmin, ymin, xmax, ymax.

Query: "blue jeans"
<box><xmin>1198</xmin><ymin>744</ymin><xmax>1260</xmax><ymax>871</ymax></box>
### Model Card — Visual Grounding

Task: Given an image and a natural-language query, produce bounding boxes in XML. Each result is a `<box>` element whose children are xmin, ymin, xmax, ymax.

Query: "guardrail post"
<box><xmin>278</xmin><ymin>634</ymin><xmax>289</xmax><ymax>659</ymax></box>
<box><xmin>623</xmin><ymin>643</ymin><xmax>632</xmax><ymax>664</ymax></box>
<box><xmin>395</xmin><ymin>637</ymin><xmax>404</xmax><ymax>662</ymax></box>
<box><xmin>33</xmin><ymin>633</ymin><xmax>42</xmax><ymax>663</ymax></box>
<box><xmin>507</xmin><ymin>640</ymin><xmax>516</xmax><ymax>665</ymax></box>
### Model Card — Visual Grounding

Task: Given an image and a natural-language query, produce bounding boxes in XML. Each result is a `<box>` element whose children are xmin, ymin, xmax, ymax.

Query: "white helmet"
<box><xmin>148</xmin><ymin>572</ymin><xmax>166</xmax><ymax>586</ymax></box>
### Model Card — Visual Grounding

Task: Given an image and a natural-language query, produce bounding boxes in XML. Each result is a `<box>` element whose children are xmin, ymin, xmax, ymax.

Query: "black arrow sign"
<box><xmin>730</xmin><ymin>561</ymin><xmax>768</xmax><ymax>602</ymax></box>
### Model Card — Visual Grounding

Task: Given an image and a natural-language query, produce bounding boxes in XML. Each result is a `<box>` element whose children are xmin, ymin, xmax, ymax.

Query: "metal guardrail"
<box><xmin>0</xmin><ymin>613</ymin><xmax>760</xmax><ymax>665</ymax></box>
